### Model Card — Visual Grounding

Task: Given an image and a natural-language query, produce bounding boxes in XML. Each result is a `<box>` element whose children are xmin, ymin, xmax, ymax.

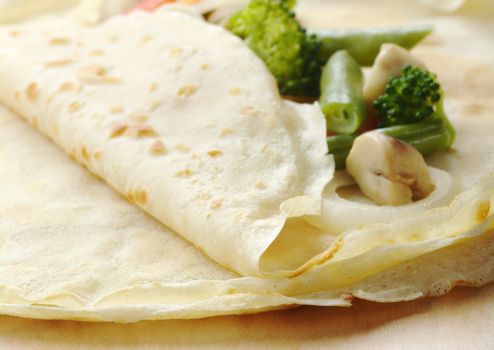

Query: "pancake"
<box><xmin>0</xmin><ymin>0</ymin><xmax>493</xmax><ymax>321</ymax></box>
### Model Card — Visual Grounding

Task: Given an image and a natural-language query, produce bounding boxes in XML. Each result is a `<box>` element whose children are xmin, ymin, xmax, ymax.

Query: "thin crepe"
<box><xmin>2</xmin><ymin>106</ymin><xmax>494</xmax><ymax>321</ymax></box>
<box><xmin>0</xmin><ymin>1</ymin><xmax>494</xmax><ymax>322</ymax></box>
<box><xmin>0</xmin><ymin>9</ymin><xmax>335</xmax><ymax>277</ymax></box>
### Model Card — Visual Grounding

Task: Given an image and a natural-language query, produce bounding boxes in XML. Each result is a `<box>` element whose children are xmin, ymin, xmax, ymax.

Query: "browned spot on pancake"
<box><xmin>149</xmin><ymin>83</ymin><xmax>158</xmax><ymax>93</ymax></box>
<box><xmin>455</xmin><ymin>280</ymin><xmax>477</xmax><ymax>287</ymax></box>
<box><xmin>49</xmin><ymin>37</ymin><xmax>71</xmax><ymax>45</ymax></box>
<box><xmin>176</xmin><ymin>85</ymin><xmax>197</xmax><ymax>98</ymax></box>
<box><xmin>169</xmin><ymin>47</ymin><xmax>183</xmax><ymax>57</ymax></box>
<box><xmin>45</xmin><ymin>58</ymin><xmax>75</xmax><ymax>68</ymax></box>
<box><xmin>200</xmin><ymin>193</ymin><xmax>212</xmax><ymax>200</ymax></box>
<box><xmin>127</xmin><ymin>124</ymin><xmax>157</xmax><ymax>138</ymax></box>
<box><xmin>207</xmin><ymin>150</ymin><xmax>223</xmax><ymax>158</ymax></box>
<box><xmin>260</xmin><ymin>144</ymin><xmax>272</xmax><ymax>154</ymax></box>
<box><xmin>89</xmin><ymin>50</ymin><xmax>104</xmax><ymax>56</ymax></box>
<box><xmin>110</xmin><ymin>124</ymin><xmax>157</xmax><ymax>139</ymax></box>
<box><xmin>149</xmin><ymin>140</ymin><xmax>167</xmax><ymax>155</ymax></box>
<box><xmin>219</xmin><ymin>128</ymin><xmax>233</xmax><ymax>137</ymax></box>
<box><xmin>254</xmin><ymin>181</ymin><xmax>266</xmax><ymax>189</ymax></box>
<box><xmin>68</xmin><ymin>101</ymin><xmax>83</xmax><ymax>113</ymax></box>
<box><xmin>69</xmin><ymin>149</ymin><xmax>77</xmax><ymax>161</ymax></box>
<box><xmin>476</xmin><ymin>202</ymin><xmax>490</xmax><ymax>222</ymax></box>
<box><xmin>148</xmin><ymin>100</ymin><xmax>162</xmax><ymax>112</ymax></box>
<box><xmin>240</xmin><ymin>106</ymin><xmax>257</xmax><ymax>116</ymax></box>
<box><xmin>94</xmin><ymin>151</ymin><xmax>102</xmax><ymax>160</ymax></box>
<box><xmin>175</xmin><ymin>144</ymin><xmax>190</xmax><ymax>153</ymax></box>
<box><xmin>109</xmin><ymin>124</ymin><xmax>129</xmax><ymax>138</ymax></box>
<box><xmin>130</xmin><ymin>114</ymin><xmax>150</xmax><ymax>123</ymax></box>
<box><xmin>59</xmin><ymin>81</ymin><xmax>77</xmax><ymax>92</ymax></box>
<box><xmin>81</xmin><ymin>146</ymin><xmax>90</xmax><ymax>162</ymax></box>
<box><xmin>175</xmin><ymin>169</ymin><xmax>192</xmax><ymax>178</ymax></box>
<box><xmin>78</xmin><ymin>64</ymin><xmax>105</xmax><ymax>78</ymax></box>
<box><xmin>25</xmin><ymin>82</ymin><xmax>39</xmax><ymax>102</ymax></box>
<box><xmin>133</xmin><ymin>190</ymin><xmax>148</xmax><ymax>205</ymax></box>
<box><xmin>229</xmin><ymin>87</ymin><xmax>241</xmax><ymax>95</ymax></box>
<box><xmin>78</xmin><ymin>64</ymin><xmax>121</xmax><ymax>84</ymax></box>
<box><xmin>210</xmin><ymin>198</ymin><xmax>223</xmax><ymax>209</ymax></box>
<box><xmin>110</xmin><ymin>105</ymin><xmax>124</xmax><ymax>114</ymax></box>
<box><xmin>464</xmin><ymin>103</ymin><xmax>485</xmax><ymax>115</ymax></box>
<box><xmin>139</xmin><ymin>36</ymin><xmax>153</xmax><ymax>47</ymax></box>
<box><xmin>200</xmin><ymin>63</ymin><xmax>209</xmax><ymax>70</ymax></box>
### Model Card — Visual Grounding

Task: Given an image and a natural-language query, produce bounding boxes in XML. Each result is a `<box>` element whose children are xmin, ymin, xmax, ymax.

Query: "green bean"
<box><xmin>313</xmin><ymin>26</ymin><xmax>432</xmax><ymax>66</ymax></box>
<box><xmin>319</xmin><ymin>50</ymin><xmax>366</xmax><ymax>134</ymax></box>
<box><xmin>327</xmin><ymin>134</ymin><xmax>356</xmax><ymax>170</ymax></box>
<box><xmin>327</xmin><ymin>119</ymin><xmax>450</xmax><ymax>170</ymax></box>
<box><xmin>381</xmin><ymin>119</ymin><xmax>451</xmax><ymax>157</ymax></box>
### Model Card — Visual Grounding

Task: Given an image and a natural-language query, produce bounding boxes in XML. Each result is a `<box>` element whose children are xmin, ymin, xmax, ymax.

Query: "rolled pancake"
<box><xmin>0</xmin><ymin>1</ymin><xmax>494</xmax><ymax>321</ymax></box>
<box><xmin>0</xmin><ymin>9</ymin><xmax>335</xmax><ymax>277</ymax></box>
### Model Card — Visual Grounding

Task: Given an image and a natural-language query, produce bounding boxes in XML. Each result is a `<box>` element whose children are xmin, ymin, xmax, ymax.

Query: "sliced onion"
<box><xmin>305</xmin><ymin>167</ymin><xmax>453</xmax><ymax>234</ymax></box>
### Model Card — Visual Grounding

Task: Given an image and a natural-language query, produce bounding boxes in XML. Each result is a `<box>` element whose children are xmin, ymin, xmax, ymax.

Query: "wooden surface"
<box><xmin>2</xmin><ymin>283</ymin><xmax>493</xmax><ymax>349</ymax></box>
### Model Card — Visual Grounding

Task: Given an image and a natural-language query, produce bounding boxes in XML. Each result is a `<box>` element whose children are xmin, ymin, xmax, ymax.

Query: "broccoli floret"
<box><xmin>374</xmin><ymin>65</ymin><xmax>442</xmax><ymax>127</ymax></box>
<box><xmin>226</xmin><ymin>0</ymin><xmax>321</xmax><ymax>96</ymax></box>
<box><xmin>373</xmin><ymin>65</ymin><xmax>455</xmax><ymax>146</ymax></box>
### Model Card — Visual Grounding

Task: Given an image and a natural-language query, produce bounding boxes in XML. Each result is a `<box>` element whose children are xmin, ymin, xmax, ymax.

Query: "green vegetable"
<box><xmin>315</xmin><ymin>26</ymin><xmax>432</xmax><ymax>66</ymax></box>
<box><xmin>226</xmin><ymin>1</ymin><xmax>432</xmax><ymax>96</ymax></box>
<box><xmin>327</xmin><ymin>134</ymin><xmax>357</xmax><ymax>170</ymax></box>
<box><xmin>226</xmin><ymin>0</ymin><xmax>321</xmax><ymax>96</ymax></box>
<box><xmin>381</xmin><ymin>120</ymin><xmax>452</xmax><ymax>157</ymax></box>
<box><xmin>328</xmin><ymin>120</ymin><xmax>452</xmax><ymax>170</ymax></box>
<box><xmin>373</xmin><ymin>65</ymin><xmax>455</xmax><ymax>143</ymax></box>
<box><xmin>319</xmin><ymin>50</ymin><xmax>366</xmax><ymax>134</ymax></box>
<box><xmin>328</xmin><ymin>66</ymin><xmax>455</xmax><ymax>170</ymax></box>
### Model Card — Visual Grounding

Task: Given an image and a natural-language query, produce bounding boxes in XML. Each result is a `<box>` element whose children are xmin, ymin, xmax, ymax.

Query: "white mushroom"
<box><xmin>364</xmin><ymin>43</ymin><xmax>427</xmax><ymax>103</ymax></box>
<box><xmin>346</xmin><ymin>132</ymin><xmax>435</xmax><ymax>206</ymax></box>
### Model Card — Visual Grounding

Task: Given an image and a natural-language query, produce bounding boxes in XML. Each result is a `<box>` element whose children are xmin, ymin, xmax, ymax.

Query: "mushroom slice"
<box><xmin>346</xmin><ymin>132</ymin><xmax>435</xmax><ymax>206</ymax></box>
<box><xmin>364</xmin><ymin>43</ymin><xmax>427</xmax><ymax>103</ymax></box>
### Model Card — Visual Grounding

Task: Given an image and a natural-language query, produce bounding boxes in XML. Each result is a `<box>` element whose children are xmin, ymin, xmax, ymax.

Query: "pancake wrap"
<box><xmin>0</xmin><ymin>10</ymin><xmax>334</xmax><ymax>277</ymax></box>
<box><xmin>0</xmin><ymin>1</ymin><xmax>494</xmax><ymax>321</ymax></box>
